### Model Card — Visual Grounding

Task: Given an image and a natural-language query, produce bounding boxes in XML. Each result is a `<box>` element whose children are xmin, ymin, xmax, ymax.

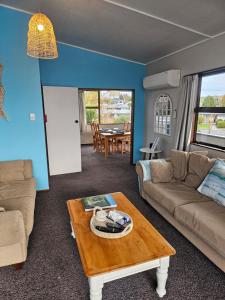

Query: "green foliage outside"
<box><xmin>216</xmin><ymin>119</ymin><xmax>225</xmax><ymax>128</ymax></box>
<box><xmin>200</xmin><ymin>94</ymin><xmax>225</xmax><ymax>107</ymax></box>
<box><xmin>84</xmin><ymin>91</ymin><xmax>98</xmax><ymax>107</ymax></box>
<box><xmin>198</xmin><ymin>115</ymin><xmax>204</xmax><ymax>124</ymax></box>
<box><xmin>220</xmin><ymin>95</ymin><xmax>225</xmax><ymax>107</ymax></box>
<box><xmin>115</xmin><ymin>115</ymin><xmax>130</xmax><ymax>123</ymax></box>
<box><xmin>197</xmin><ymin>123</ymin><xmax>210</xmax><ymax>130</ymax></box>
<box><xmin>202</xmin><ymin>96</ymin><xmax>217</xmax><ymax>107</ymax></box>
<box><xmin>86</xmin><ymin>109</ymin><xmax>98</xmax><ymax>124</ymax></box>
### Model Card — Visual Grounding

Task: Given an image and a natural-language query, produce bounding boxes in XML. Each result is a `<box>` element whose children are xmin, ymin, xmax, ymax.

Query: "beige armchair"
<box><xmin>0</xmin><ymin>160</ymin><xmax>36</xmax><ymax>269</ymax></box>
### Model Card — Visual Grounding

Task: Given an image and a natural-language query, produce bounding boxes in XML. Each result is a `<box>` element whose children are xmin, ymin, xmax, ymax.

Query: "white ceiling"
<box><xmin>1</xmin><ymin>0</ymin><xmax>225</xmax><ymax>64</ymax></box>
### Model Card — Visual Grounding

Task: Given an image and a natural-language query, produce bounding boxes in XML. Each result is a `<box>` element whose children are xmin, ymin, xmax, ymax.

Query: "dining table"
<box><xmin>100</xmin><ymin>131</ymin><xmax>131</xmax><ymax>158</ymax></box>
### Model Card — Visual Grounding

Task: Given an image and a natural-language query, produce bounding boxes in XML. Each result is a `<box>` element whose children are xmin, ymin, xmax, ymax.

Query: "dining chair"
<box><xmin>90</xmin><ymin>123</ymin><xmax>97</xmax><ymax>150</ymax></box>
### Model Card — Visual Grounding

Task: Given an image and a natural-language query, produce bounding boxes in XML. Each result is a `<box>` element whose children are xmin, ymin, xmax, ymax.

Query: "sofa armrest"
<box><xmin>136</xmin><ymin>160</ymin><xmax>152</xmax><ymax>195</ymax></box>
<box><xmin>136</xmin><ymin>159</ymin><xmax>172</xmax><ymax>194</ymax></box>
<box><xmin>0</xmin><ymin>207</ymin><xmax>5</xmax><ymax>212</ymax></box>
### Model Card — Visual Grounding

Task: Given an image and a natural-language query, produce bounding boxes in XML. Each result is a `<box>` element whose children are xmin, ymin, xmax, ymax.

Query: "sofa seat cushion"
<box><xmin>0</xmin><ymin>179</ymin><xmax>36</xmax><ymax>236</ymax></box>
<box><xmin>143</xmin><ymin>181</ymin><xmax>211</xmax><ymax>215</ymax></box>
<box><xmin>0</xmin><ymin>210</ymin><xmax>27</xmax><ymax>267</ymax></box>
<box><xmin>174</xmin><ymin>201</ymin><xmax>225</xmax><ymax>258</ymax></box>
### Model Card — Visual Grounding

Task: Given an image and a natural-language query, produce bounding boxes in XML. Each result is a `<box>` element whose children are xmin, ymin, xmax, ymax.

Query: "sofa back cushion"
<box><xmin>184</xmin><ymin>153</ymin><xmax>216</xmax><ymax>189</ymax></box>
<box><xmin>0</xmin><ymin>160</ymin><xmax>33</xmax><ymax>182</ymax></box>
<box><xmin>24</xmin><ymin>160</ymin><xmax>33</xmax><ymax>179</ymax></box>
<box><xmin>170</xmin><ymin>150</ymin><xmax>189</xmax><ymax>180</ymax></box>
<box><xmin>198</xmin><ymin>159</ymin><xmax>225</xmax><ymax>207</ymax></box>
<box><xmin>170</xmin><ymin>149</ymin><xmax>208</xmax><ymax>181</ymax></box>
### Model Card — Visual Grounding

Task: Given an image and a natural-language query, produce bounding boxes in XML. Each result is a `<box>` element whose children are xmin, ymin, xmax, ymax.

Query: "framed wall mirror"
<box><xmin>154</xmin><ymin>94</ymin><xmax>172</xmax><ymax>136</ymax></box>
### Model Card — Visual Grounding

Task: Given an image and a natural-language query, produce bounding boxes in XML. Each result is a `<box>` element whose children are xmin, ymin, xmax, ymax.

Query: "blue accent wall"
<box><xmin>40</xmin><ymin>43</ymin><xmax>146</xmax><ymax>163</ymax></box>
<box><xmin>0</xmin><ymin>7</ymin><xmax>49</xmax><ymax>190</ymax></box>
<box><xmin>0</xmin><ymin>5</ymin><xmax>146</xmax><ymax>192</ymax></box>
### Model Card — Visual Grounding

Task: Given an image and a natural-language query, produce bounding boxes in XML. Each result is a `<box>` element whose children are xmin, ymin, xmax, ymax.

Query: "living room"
<box><xmin>0</xmin><ymin>1</ymin><xmax>225</xmax><ymax>299</ymax></box>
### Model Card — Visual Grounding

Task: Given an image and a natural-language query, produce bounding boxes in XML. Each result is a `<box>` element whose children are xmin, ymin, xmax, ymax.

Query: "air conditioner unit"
<box><xmin>143</xmin><ymin>69</ymin><xmax>181</xmax><ymax>90</ymax></box>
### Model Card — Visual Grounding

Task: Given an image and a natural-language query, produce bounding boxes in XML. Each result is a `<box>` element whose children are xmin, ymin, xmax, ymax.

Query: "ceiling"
<box><xmin>1</xmin><ymin>0</ymin><xmax>225</xmax><ymax>64</ymax></box>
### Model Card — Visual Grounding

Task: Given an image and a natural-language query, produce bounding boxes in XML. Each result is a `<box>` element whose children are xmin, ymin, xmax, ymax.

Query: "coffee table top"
<box><xmin>67</xmin><ymin>192</ymin><xmax>175</xmax><ymax>277</ymax></box>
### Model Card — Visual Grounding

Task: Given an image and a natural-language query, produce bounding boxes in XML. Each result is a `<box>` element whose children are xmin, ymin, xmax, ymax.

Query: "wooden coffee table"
<box><xmin>67</xmin><ymin>192</ymin><xmax>175</xmax><ymax>300</ymax></box>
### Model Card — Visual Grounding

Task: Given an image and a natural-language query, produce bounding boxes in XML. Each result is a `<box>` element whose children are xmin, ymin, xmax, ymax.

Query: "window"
<box><xmin>83</xmin><ymin>91</ymin><xmax>99</xmax><ymax>124</ymax></box>
<box><xmin>194</xmin><ymin>70</ymin><xmax>225</xmax><ymax>149</ymax></box>
<box><xmin>154</xmin><ymin>94</ymin><xmax>172</xmax><ymax>136</ymax></box>
<box><xmin>82</xmin><ymin>89</ymin><xmax>132</xmax><ymax>124</ymax></box>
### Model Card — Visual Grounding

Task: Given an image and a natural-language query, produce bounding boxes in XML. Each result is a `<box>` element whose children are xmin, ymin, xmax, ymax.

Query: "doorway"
<box><xmin>79</xmin><ymin>89</ymin><xmax>134</xmax><ymax>164</ymax></box>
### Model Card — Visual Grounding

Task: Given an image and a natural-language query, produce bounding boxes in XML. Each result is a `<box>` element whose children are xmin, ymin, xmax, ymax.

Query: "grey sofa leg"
<box><xmin>13</xmin><ymin>262</ymin><xmax>24</xmax><ymax>270</ymax></box>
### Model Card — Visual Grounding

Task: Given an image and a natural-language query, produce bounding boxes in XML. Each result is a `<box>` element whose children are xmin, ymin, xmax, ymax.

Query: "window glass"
<box><xmin>83</xmin><ymin>91</ymin><xmax>98</xmax><ymax>107</ymax></box>
<box><xmin>86</xmin><ymin>108</ymin><xmax>99</xmax><ymax>124</ymax></box>
<box><xmin>200</xmin><ymin>73</ymin><xmax>225</xmax><ymax>107</ymax></box>
<box><xmin>195</xmin><ymin>72</ymin><xmax>225</xmax><ymax>148</ymax></box>
<box><xmin>100</xmin><ymin>90</ymin><xmax>132</xmax><ymax>124</ymax></box>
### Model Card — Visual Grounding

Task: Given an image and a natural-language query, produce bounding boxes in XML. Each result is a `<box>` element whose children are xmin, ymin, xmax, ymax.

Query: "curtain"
<box><xmin>78</xmin><ymin>90</ymin><xmax>88</xmax><ymax>133</ymax></box>
<box><xmin>175</xmin><ymin>74</ymin><xmax>199</xmax><ymax>151</ymax></box>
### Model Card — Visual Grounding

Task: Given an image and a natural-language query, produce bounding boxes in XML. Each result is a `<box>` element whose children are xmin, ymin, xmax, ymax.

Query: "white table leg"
<box><xmin>88</xmin><ymin>277</ymin><xmax>104</xmax><ymax>300</ymax></box>
<box><xmin>156</xmin><ymin>256</ymin><xmax>170</xmax><ymax>298</ymax></box>
<box><xmin>70</xmin><ymin>221</ymin><xmax>76</xmax><ymax>239</ymax></box>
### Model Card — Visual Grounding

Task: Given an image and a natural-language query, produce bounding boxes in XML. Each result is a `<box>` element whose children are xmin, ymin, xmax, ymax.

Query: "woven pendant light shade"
<box><xmin>27</xmin><ymin>13</ymin><xmax>58</xmax><ymax>59</ymax></box>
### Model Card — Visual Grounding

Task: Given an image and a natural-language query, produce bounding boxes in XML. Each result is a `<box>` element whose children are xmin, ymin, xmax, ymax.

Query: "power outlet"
<box><xmin>30</xmin><ymin>113</ymin><xmax>36</xmax><ymax>121</ymax></box>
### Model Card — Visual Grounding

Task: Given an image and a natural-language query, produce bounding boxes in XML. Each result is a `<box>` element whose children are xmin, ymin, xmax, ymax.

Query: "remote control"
<box><xmin>95</xmin><ymin>225</ymin><xmax>123</xmax><ymax>233</ymax></box>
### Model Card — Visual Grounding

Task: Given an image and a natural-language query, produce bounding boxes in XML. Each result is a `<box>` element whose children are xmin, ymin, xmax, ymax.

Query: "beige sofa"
<box><xmin>136</xmin><ymin>151</ymin><xmax>225</xmax><ymax>272</ymax></box>
<box><xmin>0</xmin><ymin>160</ymin><xmax>36</xmax><ymax>268</ymax></box>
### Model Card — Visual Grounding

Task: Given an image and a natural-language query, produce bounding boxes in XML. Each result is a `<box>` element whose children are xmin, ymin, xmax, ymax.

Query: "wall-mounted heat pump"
<box><xmin>143</xmin><ymin>69</ymin><xmax>181</xmax><ymax>90</ymax></box>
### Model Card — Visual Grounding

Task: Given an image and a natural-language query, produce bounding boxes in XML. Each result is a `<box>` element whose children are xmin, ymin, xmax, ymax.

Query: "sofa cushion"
<box><xmin>0</xmin><ymin>179</ymin><xmax>36</xmax><ymax>236</ymax></box>
<box><xmin>0</xmin><ymin>210</ymin><xmax>27</xmax><ymax>267</ymax></box>
<box><xmin>143</xmin><ymin>181</ymin><xmax>211</xmax><ymax>215</ymax></box>
<box><xmin>174</xmin><ymin>201</ymin><xmax>225</xmax><ymax>258</ymax></box>
<box><xmin>170</xmin><ymin>150</ymin><xmax>208</xmax><ymax>181</ymax></box>
<box><xmin>170</xmin><ymin>150</ymin><xmax>189</xmax><ymax>180</ymax></box>
<box><xmin>184</xmin><ymin>153</ymin><xmax>216</xmax><ymax>189</ymax></box>
<box><xmin>24</xmin><ymin>160</ymin><xmax>33</xmax><ymax>179</ymax></box>
<box><xmin>0</xmin><ymin>160</ymin><xmax>25</xmax><ymax>181</ymax></box>
<box><xmin>151</xmin><ymin>160</ymin><xmax>173</xmax><ymax>183</ymax></box>
<box><xmin>0</xmin><ymin>179</ymin><xmax>36</xmax><ymax>200</ymax></box>
<box><xmin>198</xmin><ymin>159</ymin><xmax>225</xmax><ymax>207</ymax></box>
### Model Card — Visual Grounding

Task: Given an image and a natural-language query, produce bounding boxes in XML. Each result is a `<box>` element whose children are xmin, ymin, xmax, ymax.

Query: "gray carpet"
<box><xmin>0</xmin><ymin>145</ymin><xmax>225</xmax><ymax>300</ymax></box>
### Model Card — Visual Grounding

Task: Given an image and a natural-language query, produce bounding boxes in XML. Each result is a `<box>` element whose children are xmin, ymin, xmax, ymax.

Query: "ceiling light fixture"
<box><xmin>27</xmin><ymin>13</ymin><xmax>58</xmax><ymax>59</ymax></box>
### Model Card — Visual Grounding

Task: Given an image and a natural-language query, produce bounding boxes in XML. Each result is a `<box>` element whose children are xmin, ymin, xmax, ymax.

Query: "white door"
<box><xmin>43</xmin><ymin>86</ymin><xmax>81</xmax><ymax>175</ymax></box>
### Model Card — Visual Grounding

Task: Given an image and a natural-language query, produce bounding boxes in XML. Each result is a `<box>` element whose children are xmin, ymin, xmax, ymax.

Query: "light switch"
<box><xmin>30</xmin><ymin>113</ymin><xmax>36</xmax><ymax>121</ymax></box>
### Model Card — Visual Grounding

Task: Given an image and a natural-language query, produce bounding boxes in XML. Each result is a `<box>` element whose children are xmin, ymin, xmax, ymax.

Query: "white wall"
<box><xmin>145</xmin><ymin>33</ymin><xmax>225</xmax><ymax>157</ymax></box>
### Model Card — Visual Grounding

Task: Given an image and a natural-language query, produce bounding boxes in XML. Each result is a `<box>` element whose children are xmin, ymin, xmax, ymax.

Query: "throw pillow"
<box><xmin>0</xmin><ymin>160</ymin><xmax>25</xmax><ymax>182</ymax></box>
<box><xmin>198</xmin><ymin>159</ymin><xmax>225</xmax><ymax>207</ymax></box>
<box><xmin>151</xmin><ymin>160</ymin><xmax>173</xmax><ymax>183</ymax></box>
<box><xmin>184</xmin><ymin>153</ymin><xmax>216</xmax><ymax>189</ymax></box>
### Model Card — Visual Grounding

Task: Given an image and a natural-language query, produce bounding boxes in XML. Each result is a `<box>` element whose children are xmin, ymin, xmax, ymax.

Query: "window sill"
<box><xmin>191</xmin><ymin>142</ymin><xmax>225</xmax><ymax>153</ymax></box>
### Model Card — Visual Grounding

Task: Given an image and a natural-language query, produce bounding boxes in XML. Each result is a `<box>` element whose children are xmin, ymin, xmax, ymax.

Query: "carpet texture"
<box><xmin>0</xmin><ymin>146</ymin><xmax>225</xmax><ymax>300</ymax></box>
